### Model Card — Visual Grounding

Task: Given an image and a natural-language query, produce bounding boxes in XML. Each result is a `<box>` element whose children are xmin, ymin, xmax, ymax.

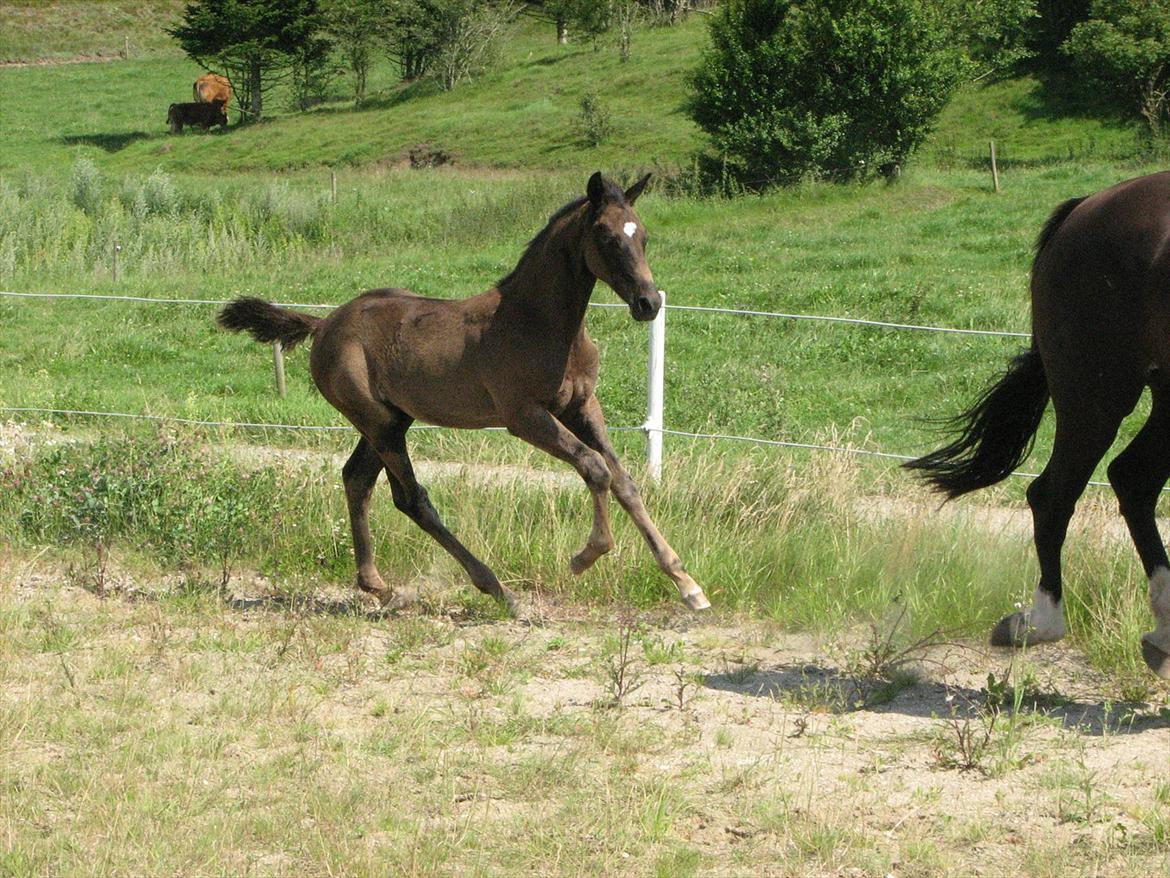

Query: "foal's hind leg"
<box><xmin>564</xmin><ymin>397</ymin><xmax>711</xmax><ymax>611</ymax></box>
<box><xmin>993</xmin><ymin>392</ymin><xmax>1135</xmax><ymax>647</ymax></box>
<box><xmin>373</xmin><ymin>418</ymin><xmax>523</xmax><ymax>617</ymax></box>
<box><xmin>332</xmin><ymin>375</ymin><xmax>521</xmax><ymax>615</ymax></box>
<box><xmin>1107</xmin><ymin>381</ymin><xmax>1170</xmax><ymax>678</ymax></box>
<box><xmin>341</xmin><ymin>437</ymin><xmax>394</xmax><ymax>605</ymax></box>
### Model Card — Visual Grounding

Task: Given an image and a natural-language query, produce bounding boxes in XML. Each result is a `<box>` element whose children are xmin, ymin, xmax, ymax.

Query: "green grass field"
<box><xmin>2</xmin><ymin>4</ymin><xmax>1170</xmax><ymax>673</ymax></box>
<box><xmin>2</xmin><ymin>8</ymin><xmax>1169</xmax><ymax>877</ymax></box>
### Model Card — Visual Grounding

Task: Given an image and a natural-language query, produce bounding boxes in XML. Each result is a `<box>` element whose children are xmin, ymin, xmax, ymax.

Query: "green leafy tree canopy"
<box><xmin>169</xmin><ymin>0</ymin><xmax>326</xmax><ymax>119</ymax></box>
<box><xmin>689</xmin><ymin>0</ymin><xmax>966</xmax><ymax>189</ymax></box>
<box><xmin>1063</xmin><ymin>0</ymin><xmax>1170</xmax><ymax>133</ymax></box>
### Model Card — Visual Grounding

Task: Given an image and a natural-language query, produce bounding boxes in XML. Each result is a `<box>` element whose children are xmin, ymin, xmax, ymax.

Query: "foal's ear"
<box><xmin>587</xmin><ymin>171</ymin><xmax>606</xmax><ymax>208</ymax></box>
<box><xmin>624</xmin><ymin>173</ymin><xmax>651</xmax><ymax>205</ymax></box>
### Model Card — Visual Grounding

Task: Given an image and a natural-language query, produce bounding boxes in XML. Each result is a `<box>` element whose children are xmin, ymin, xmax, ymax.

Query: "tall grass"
<box><xmin>0</xmin><ymin>161</ymin><xmax>563</xmax><ymax>284</ymax></box>
<box><xmin>0</xmin><ymin>429</ymin><xmax>1159</xmax><ymax>693</ymax></box>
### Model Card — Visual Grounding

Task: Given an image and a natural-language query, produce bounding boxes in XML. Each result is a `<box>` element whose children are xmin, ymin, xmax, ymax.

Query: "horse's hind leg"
<box><xmin>564</xmin><ymin>397</ymin><xmax>710</xmax><ymax>611</ymax></box>
<box><xmin>994</xmin><ymin>391</ymin><xmax>1135</xmax><ymax>647</ymax></box>
<box><xmin>342</xmin><ymin>437</ymin><xmax>394</xmax><ymax>605</ymax></box>
<box><xmin>329</xmin><ymin>367</ymin><xmax>520</xmax><ymax>615</ymax></box>
<box><xmin>1107</xmin><ymin>381</ymin><xmax>1170</xmax><ymax>678</ymax></box>
<box><xmin>373</xmin><ymin>418</ymin><xmax>523</xmax><ymax>617</ymax></box>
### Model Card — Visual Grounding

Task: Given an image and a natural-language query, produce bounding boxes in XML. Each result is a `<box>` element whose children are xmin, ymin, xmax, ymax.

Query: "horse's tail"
<box><xmin>1035</xmin><ymin>195</ymin><xmax>1087</xmax><ymax>257</ymax></box>
<box><xmin>217</xmin><ymin>297</ymin><xmax>322</xmax><ymax>351</ymax></box>
<box><xmin>904</xmin><ymin>348</ymin><xmax>1049</xmax><ymax>499</ymax></box>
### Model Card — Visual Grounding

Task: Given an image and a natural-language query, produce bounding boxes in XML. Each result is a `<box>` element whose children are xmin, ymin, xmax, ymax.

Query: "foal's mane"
<box><xmin>497</xmin><ymin>178</ymin><xmax>627</xmax><ymax>288</ymax></box>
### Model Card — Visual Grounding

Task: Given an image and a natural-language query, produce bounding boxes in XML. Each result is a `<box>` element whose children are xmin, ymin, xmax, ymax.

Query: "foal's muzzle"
<box><xmin>629</xmin><ymin>287</ymin><xmax>662</xmax><ymax>322</ymax></box>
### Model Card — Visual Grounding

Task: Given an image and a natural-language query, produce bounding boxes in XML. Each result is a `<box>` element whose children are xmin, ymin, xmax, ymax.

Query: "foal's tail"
<box><xmin>903</xmin><ymin>348</ymin><xmax>1049</xmax><ymax>499</ymax></box>
<box><xmin>217</xmin><ymin>297</ymin><xmax>322</xmax><ymax>351</ymax></box>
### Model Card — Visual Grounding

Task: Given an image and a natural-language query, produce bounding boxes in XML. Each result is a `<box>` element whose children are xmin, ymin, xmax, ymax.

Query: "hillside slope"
<box><xmin>0</xmin><ymin>8</ymin><xmax>1150</xmax><ymax>178</ymax></box>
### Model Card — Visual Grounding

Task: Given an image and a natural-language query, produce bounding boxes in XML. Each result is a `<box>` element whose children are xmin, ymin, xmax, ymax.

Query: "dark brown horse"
<box><xmin>906</xmin><ymin>171</ymin><xmax>1170</xmax><ymax>678</ymax></box>
<box><xmin>219</xmin><ymin>172</ymin><xmax>710</xmax><ymax>617</ymax></box>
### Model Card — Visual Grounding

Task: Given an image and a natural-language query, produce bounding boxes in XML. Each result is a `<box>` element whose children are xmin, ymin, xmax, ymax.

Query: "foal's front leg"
<box><xmin>564</xmin><ymin>397</ymin><xmax>711</xmax><ymax>611</ymax></box>
<box><xmin>504</xmin><ymin>404</ymin><xmax>616</xmax><ymax>574</ymax></box>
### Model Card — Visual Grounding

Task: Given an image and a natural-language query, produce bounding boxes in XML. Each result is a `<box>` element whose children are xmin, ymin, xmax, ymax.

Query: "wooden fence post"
<box><xmin>330</xmin><ymin>169</ymin><xmax>337</xmax><ymax>204</ymax></box>
<box><xmin>112</xmin><ymin>242</ymin><xmax>121</xmax><ymax>282</ymax></box>
<box><xmin>990</xmin><ymin>140</ymin><xmax>1001</xmax><ymax>193</ymax></box>
<box><xmin>273</xmin><ymin>341</ymin><xmax>287</xmax><ymax>398</ymax></box>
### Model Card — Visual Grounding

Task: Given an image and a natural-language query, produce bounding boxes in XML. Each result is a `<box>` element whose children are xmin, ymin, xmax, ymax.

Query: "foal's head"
<box><xmin>582</xmin><ymin>171</ymin><xmax>661</xmax><ymax>321</ymax></box>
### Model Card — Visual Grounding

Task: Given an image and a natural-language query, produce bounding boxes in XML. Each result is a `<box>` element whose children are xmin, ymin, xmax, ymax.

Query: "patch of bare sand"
<box><xmin>2</xmin><ymin>547</ymin><xmax>1170</xmax><ymax>875</ymax></box>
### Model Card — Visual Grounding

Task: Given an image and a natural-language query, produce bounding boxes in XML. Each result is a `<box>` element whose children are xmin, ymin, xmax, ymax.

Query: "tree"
<box><xmin>431</xmin><ymin>1</ymin><xmax>519</xmax><ymax>90</ymax></box>
<box><xmin>326</xmin><ymin>0</ymin><xmax>387</xmax><ymax>102</ymax></box>
<box><xmin>170</xmin><ymin>0</ymin><xmax>327</xmax><ymax>119</ymax></box>
<box><xmin>1063</xmin><ymin>0</ymin><xmax>1170</xmax><ymax>134</ymax></box>
<box><xmin>384</xmin><ymin>0</ymin><xmax>517</xmax><ymax>87</ymax></box>
<box><xmin>689</xmin><ymin>0</ymin><xmax>965</xmax><ymax>189</ymax></box>
<box><xmin>290</xmin><ymin>31</ymin><xmax>337</xmax><ymax>110</ymax></box>
<box><xmin>939</xmin><ymin>0</ymin><xmax>1037</xmax><ymax>81</ymax></box>
<box><xmin>529</xmin><ymin>0</ymin><xmax>612</xmax><ymax>45</ymax></box>
<box><xmin>1028</xmin><ymin>0</ymin><xmax>1090</xmax><ymax>70</ymax></box>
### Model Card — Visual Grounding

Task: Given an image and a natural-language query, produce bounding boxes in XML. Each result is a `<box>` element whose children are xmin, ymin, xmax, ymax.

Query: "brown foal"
<box><xmin>219</xmin><ymin>172</ymin><xmax>711</xmax><ymax>617</ymax></box>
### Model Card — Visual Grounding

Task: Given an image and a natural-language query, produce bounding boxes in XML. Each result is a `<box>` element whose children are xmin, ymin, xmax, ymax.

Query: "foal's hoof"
<box><xmin>681</xmin><ymin>588</ymin><xmax>711</xmax><ymax>612</ymax></box>
<box><xmin>501</xmin><ymin>588</ymin><xmax>533</xmax><ymax>623</ymax></box>
<box><xmin>1140</xmin><ymin>634</ymin><xmax>1170</xmax><ymax>679</ymax></box>
<box><xmin>570</xmin><ymin>551</ymin><xmax>596</xmax><ymax>576</ymax></box>
<box><xmin>378</xmin><ymin>587</ymin><xmax>419</xmax><ymax>612</ymax></box>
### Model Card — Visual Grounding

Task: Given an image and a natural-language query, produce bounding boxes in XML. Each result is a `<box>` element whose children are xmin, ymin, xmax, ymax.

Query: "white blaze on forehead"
<box><xmin>623</xmin><ymin>221</ymin><xmax>637</xmax><ymax>238</ymax></box>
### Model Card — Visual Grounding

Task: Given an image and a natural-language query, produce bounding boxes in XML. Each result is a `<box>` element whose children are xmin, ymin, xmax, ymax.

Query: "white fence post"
<box><xmin>645</xmin><ymin>290</ymin><xmax>666</xmax><ymax>481</ymax></box>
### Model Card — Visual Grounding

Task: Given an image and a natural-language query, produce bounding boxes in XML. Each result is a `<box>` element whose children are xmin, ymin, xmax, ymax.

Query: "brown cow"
<box><xmin>193</xmin><ymin>73</ymin><xmax>232</xmax><ymax>117</ymax></box>
<box><xmin>168</xmin><ymin>100</ymin><xmax>228</xmax><ymax>133</ymax></box>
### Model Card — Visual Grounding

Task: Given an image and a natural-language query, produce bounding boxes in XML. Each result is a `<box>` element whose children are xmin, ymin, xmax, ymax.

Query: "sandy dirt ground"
<box><xmin>2</xmin><ymin>557</ymin><xmax>1168</xmax><ymax>877</ymax></box>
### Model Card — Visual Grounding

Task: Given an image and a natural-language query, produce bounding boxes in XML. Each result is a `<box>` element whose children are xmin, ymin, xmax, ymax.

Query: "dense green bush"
<box><xmin>1063</xmin><ymin>0</ymin><xmax>1170</xmax><ymax>134</ymax></box>
<box><xmin>688</xmin><ymin>0</ymin><xmax>966</xmax><ymax>189</ymax></box>
<box><xmin>0</xmin><ymin>434</ymin><xmax>281</xmax><ymax>579</ymax></box>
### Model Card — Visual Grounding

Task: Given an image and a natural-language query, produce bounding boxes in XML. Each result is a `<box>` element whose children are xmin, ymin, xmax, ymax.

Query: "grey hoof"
<box><xmin>990</xmin><ymin>613</ymin><xmax>1026</xmax><ymax>647</ymax></box>
<box><xmin>1141</xmin><ymin>634</ymin><xmax>1170</xmax><ymax>679</ymax></box>
<box><xmin>569</xmin><ymin>552</ymin><xmax>595</xmax><ymax>576</ymax></box>
<box><xmin>682</xmin><ymin>589</ymin><xmax>711</xmax><ymax>612</ymax></box>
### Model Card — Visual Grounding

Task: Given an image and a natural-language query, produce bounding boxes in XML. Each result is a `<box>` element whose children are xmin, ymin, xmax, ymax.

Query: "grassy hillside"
<box><xmin>0</xmin><ymin>15</ymin><xmax>707</xmax><ymax>176</ymax></box>
<box><xmin>0</xmin><ymin>7</ymin><xmax>1153</xmax><ymax>178</ymax></box>
<box><xmin>0</xmin><ymin>0</ymin><xmax>186</xmax><ymax>63</ymax></box>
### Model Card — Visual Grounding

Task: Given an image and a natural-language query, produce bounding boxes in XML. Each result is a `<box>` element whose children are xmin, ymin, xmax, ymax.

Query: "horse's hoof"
<box><xmin>990</xmin><ymin>611</ymin><xmax>1064</xmax><ymax>647</ymax></box>
<box><xmin>379</xmin><ymin>587</ymin><xmax>419</xmax><ymax>612</ymax></box>
<box><xmin>681</xmin><ymin>588</ymin><xmax>711</xmax><ymax>612</ymax></box>
<box><xmin>990</xmin><ymin>613</ymin><xmax>1026</xmax><ymax>647</ymax></box>
<box><xmin>1140</xmin><ymin>634</ymin><xmax>1170</xmax><ymax>679</ymax></box>
<box><xmin>569</xmin><ymin>552</ymin><xmax>595</xmax><ymax>576</ymax></box>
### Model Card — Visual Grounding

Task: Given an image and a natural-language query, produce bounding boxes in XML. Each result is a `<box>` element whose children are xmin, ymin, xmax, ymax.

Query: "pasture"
<box><xmin>1</xmin><ymin>4</ymin><xmax>1169</xmax><ymax>876</ymax></box>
